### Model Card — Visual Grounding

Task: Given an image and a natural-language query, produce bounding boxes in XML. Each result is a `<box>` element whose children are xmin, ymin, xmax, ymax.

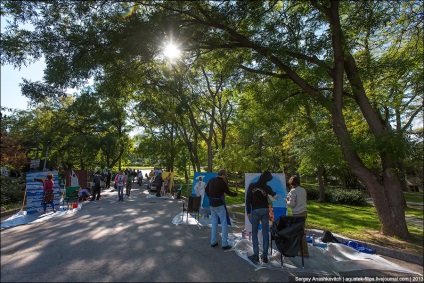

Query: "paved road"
<box><xmin>1</xmin><ymin>182</ymin><xmax>422</xmax><ymax>282</ymax></box>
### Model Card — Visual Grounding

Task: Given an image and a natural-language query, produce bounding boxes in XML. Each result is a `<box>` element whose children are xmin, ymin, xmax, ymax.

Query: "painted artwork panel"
<box><xmin>26</xmin><ymin>171</ymin><xmax>61</xmax><ymax>214</ymax></box>
<box><xmin>191</xmin><ymin>172</ymin><xmax>217</xmax><ymax>210</ymax></box>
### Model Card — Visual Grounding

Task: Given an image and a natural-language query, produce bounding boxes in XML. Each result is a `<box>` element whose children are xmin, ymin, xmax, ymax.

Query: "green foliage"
<box><xmin>304</xmin><ymin>186</ymin><xmax>366</xmax><ymax>206</ymax></box>
<box><xmin>0</xmin><ymin>176</ymin><xmax>25</xmax><ymax>206</ymax></box>
<box><xmin>325</xmin><ymin>188</ymin><xmax>367</xmax><ymax>206</ymax></box>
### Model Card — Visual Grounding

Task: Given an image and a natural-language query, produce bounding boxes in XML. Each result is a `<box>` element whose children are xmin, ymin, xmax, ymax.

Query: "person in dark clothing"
<box><xmin>105</xmin><ymin>169</ymin><xmax>112</xmax><ymax>188</ymax></box>
<box><xmin>245</xmin><ymin>170</ymin><xmax>277</xmax><ymax>264</ymax></box>
<box><xmin>155</xmin><ymin>173</ymin><xmax>164</xmax><ymax>197</ymax></box>
<box><xmin>90</xmin><ymin>171</ymin><xmax>104</xmax><ymax>201</ymax></box>
<box><xmin>205</xmin><ymin>169</ymin><xmax>238</xmax><ymax>250</ymax></box>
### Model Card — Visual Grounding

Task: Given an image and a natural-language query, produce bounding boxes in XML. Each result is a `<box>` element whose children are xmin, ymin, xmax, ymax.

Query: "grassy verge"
<box><xmin>229</xmin><ymin>198</ymin><xmax>423</xmax><ymax>256</ymax></box>
<box><xmin>404</xmin><ymin>192</ymin><xmax>423</xmax><ymax>203</ymax></box>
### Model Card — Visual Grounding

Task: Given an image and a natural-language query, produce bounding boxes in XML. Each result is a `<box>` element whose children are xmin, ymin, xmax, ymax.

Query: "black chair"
<box><xmin>271</xmin><ymin>215</ymin><xmax>306</xmax><ymax>268</ymax></box>
<box><xmin>182</xmin><ymin>196</ymin><xmax>201</xmax><ymax>223</ymax></box>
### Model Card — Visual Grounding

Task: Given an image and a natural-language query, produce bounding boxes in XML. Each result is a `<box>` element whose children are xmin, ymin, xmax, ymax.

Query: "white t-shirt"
<box><xmin>286</xmin><ymin>186</ymin><xmax>307</xmax><ymax>214</ymax></box>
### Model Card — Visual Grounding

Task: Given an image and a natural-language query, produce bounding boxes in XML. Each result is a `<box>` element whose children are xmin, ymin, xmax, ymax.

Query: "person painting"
<box><xmin>285</xmin><ymin>175</ymin><xmax>309</xmax><ymax>257</ymax></box>
<box><xmin>245</xmin><ymin>170</ymin><xmax>277</xmax><ymax>264</ymax></box>
<box><xmin>42</xmin><ymin>173</ymin><xmax>56</xmax><ymax>213</ymax></box>
<box><xmin>205</xmin><ymin>169</ymin><xmax>238</xmax><ymax>250</ymax></box>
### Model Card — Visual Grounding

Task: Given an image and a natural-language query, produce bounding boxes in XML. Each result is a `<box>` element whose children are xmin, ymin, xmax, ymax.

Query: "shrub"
<box><xmin>303</xmin><ymin>185</ymin><xmax>366</xmax><ymax>205</ymax></box>
<box><xmin>325</xmin><ymin>188</ymin><xmax>366</xmax><ymax>206</ymax></box>
<box><xmin>0</xmin><ymin>175</ymin><xmax>25</xmax><ymax>206</ymax></box>
<box><xmin>304</xmin><ymin>186</ymin><xmax>320</xmax><ymax>200</ymax></box>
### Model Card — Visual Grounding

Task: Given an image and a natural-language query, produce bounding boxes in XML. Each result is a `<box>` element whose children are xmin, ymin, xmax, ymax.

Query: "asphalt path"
<box><xmin>1</xmin><ymin>182</ymin><xmax>423</xmax><ymax>282</ymax></box>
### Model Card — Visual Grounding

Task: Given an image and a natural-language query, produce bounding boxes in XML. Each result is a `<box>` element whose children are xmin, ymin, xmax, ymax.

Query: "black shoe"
<box><xmin>211</xmin><ymin>243</ymin><xmax>218</xmax><ymax>248</ymax></box>
<box><xmin>248</xmin><ymin>254</ymin><xmax>259</xmax><ymax>264</ymax></box>
<box><xmin>261</xmin><ymin>255</ymin><xmax>268</xmax><ymax>263</ymax></box>
<box><xmin>53</xmin><ymin>209</ymin><xmax>57</xmax><ymax>213</ymax></box>
<box><xmin>222</xmin><ymin>245</ymin><xmax>232</xmax><ymax>250</ymax></box>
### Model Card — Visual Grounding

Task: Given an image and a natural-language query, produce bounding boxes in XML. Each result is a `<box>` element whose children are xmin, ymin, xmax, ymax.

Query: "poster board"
<box><xmin>191</xmin><ymin>172</ymin><xmax>217</xmax><ymax>210</ymax></box>
<box><xmin>161</xmin><ymin>171</ymin><xmax>175</xmax><ymax>191</ymax></box>
<box><xmin>65</xmin><ymin>170</ymin><xmax>88</xmax><ymax>188</ymax></box>
<box><xmin>244</xmin><ymin>172</ymin><xmax>287</xmax><ymax>233</ymax></box>
<box><xmin>26</xmin><ymin>171</ymin><xmax>61</xmax><ymax>214</ymax></box>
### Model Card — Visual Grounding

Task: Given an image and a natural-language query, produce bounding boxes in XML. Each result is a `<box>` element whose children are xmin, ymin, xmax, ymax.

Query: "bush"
<box><xmin>0</xmin><ymin>175</ymin><xmax>25</xmax><ymax>206</ymax></box>
<box><xmin>325</xmin><ymin>188</ymin><xmax>366</xmax><ymax>206</ymax></box>
<box><xmin>304</xmin><ymin>186</ymin><xmax>320</xmax><ymax>200</ymax></box>
<box><xmin>303</xmin><ymin>185</ymin><xmax>366</xmax><ymax>205</ymax></box>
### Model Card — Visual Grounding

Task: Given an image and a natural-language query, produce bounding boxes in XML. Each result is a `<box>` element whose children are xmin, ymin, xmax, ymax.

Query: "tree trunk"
<box><xmin>326</xmin><ymin>1</ymin><xmax>410</xmax><ymax>238</ymax></box>
<box><xmin>316</xmin><ymin>165</ymin><xmax>326</xmax><ymax>202</ymax></box>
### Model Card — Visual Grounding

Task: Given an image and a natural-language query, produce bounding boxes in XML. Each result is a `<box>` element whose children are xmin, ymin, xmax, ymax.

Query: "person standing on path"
<box><xmin>126</xmin><ymin>172</ymin><xmax>133</xmax><ymax>197</ymax></box>
<box><xmin>105</xmin><ymin>169</ymin><xmax>112</xmax><ymax>188</ymax></box>
<box><xmin>205</xmin><ymin>169</ymin><xmax>238</xmax><ymax>250</ymax></box>
<box><xmin>90</xmin><ymin>171</ymin><xmax>104</xmax><ymax>201</ymax></box>
<box><xmin>285</xmin><ymin>175</ymin><xmax>309</xmax><ymax>257</ymax></box>
<box><xmin>245</xmin><ymin>170</ymin><xmax>277</xmax><ymax>264</ymax></box>
<box><xmin>42</xmin><ymin>173</ymin><xmax>56</xmax><ymax>213</ymax></box>
<box><xmin>114</xmin><ymin>170</ymin><xmax>127</xmax><ymax>202</ymax></box>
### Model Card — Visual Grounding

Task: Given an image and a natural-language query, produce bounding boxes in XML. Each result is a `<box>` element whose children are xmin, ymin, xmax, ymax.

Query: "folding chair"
<box><xmin>271</xmin><ymin>216</ymin><xmax>306</xmax><ymax>268</ymax></box>
<box><xmin>182</xmin><ymin>196</ymin><xmax>201</xmax><ymax>223</ymax></box>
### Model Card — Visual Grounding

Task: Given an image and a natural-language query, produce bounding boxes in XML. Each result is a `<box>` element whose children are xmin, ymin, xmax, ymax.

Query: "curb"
<box><xmin>0</xmin><ymin>208</ymin><xmax>22</xmax><ymax>220</ymax></box>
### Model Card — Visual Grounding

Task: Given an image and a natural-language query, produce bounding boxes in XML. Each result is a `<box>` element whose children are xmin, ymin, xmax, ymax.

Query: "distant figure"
<box><xmin>114</xmin><ymin>170</ymin><xmax>127</xmax><ymax>202</ymax></box>
<box><xmin>42</xmin><ymin>173</ymin><xmax>56</xmax><ymax>213</ymax></box>
<box><xmin>78</xmin><ymin>188</ymin><xmax>90</xmax><ymax>201</ymax></box>
<box><xmin>155</xmin><ymin>173</ymin><xmax>164</xmax><ymax>197</ymax></box>
<box><xmin>126</xmin><ymin>172</ymin><xmax>133</xmax><ymax>197</ymax></box>
<box><xmin>105</xmin><ymin>169</ymin><xmax>112</xmax><ymax>188</ymax></box>
<box><xmin>90</xmin><ymin>171</ymin><xmax>104</xmax><ymax>201</ymax></box>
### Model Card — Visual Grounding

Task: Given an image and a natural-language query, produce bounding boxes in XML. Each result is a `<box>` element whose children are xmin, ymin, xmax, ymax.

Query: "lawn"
<box><xmin>226</xmin><ymin>191</ymin><xmax>423</xmax><ymax>256</ymax></box>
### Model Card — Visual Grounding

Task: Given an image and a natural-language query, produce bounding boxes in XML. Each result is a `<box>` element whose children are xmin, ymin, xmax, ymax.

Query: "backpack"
<box><xmin>321</xmin><ymin>230</ymin><xmax>341</xmax><ymax>243</ymax></box>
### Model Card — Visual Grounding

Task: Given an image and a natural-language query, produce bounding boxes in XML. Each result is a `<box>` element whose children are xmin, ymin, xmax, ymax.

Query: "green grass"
<box><xmin>227</xmin><ymin>197</ymin><xmax>423</xmax><ymax>256</ymax></box>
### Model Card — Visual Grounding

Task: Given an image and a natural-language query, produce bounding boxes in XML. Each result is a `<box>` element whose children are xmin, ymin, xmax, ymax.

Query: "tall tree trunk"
<box><xmin>325</xmin><ymin>1</ymin><xmax>410</xmax><ymax>238</ymax></box>
<box><xmin>316</xmin><ymin>165</ymin><xmax>326</xmax><ymax>202</ymax></box>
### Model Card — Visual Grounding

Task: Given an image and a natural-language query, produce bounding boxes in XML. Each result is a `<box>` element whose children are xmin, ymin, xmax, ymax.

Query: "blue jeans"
<box><xmin>210</xmin><ymin>205</ymin><xmax>228</xmax><ymax>247</ymax></box>
<box><xmin>251</xmin><ymin>208</ymin><xmax>270</xmax><ymax>258</ymax></box>
<box><xmin>117</xmin><ymin>185</ymin><xmax>124</xmax><ymax>200</ymax></box>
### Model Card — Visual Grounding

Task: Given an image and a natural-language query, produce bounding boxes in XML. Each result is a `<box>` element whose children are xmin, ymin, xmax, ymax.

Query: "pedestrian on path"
<box><xmin>114</xmin><ymin>170</ymin><xmax>127</xmax><ymax>202</ymax></box>
<box><xmin>126</xmin><ymin>172</ymin><xmax>133</xmax><ymax>197</ymax></box>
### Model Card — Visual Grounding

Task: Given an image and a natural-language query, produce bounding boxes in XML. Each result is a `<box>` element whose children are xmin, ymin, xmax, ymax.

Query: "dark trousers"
<box><xmin>91</xmin><ymin>185</ymin><xmax>101</xmax><ymax>201</ymax></box>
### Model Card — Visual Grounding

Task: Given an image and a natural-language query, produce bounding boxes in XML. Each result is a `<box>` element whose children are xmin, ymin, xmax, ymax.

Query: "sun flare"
<box><xmin>163</xmin><ymin>43</ymin><xmax>181</xmax><ymax>59</ymax></box>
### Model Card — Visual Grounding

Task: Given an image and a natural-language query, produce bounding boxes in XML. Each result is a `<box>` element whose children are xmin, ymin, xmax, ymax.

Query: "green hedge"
<box><xmin>304</xmin><ymin>186</ymin><xmax>366</xmax><ymax>206</ymax></box>
<box><xmin>0</xmin><ymin>176</ymin><xmax>25</xmax><ymax>207</ymax></box>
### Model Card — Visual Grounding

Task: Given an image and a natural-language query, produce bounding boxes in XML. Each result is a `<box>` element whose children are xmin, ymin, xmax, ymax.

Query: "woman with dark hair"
<box><xmin>42</xmin><ymin>173</ymin><xmax>56</xmax><ymax>213</ymax></box>
<box><xmin>285</xmin><ymin>175</ymin><xmax>309</xmax><ymax>257</ymax></box>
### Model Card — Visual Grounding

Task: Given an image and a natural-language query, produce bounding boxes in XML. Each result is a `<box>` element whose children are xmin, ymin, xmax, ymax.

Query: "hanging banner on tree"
<box><xmin>26</xmin><ymin>171</ymin><xmax>61</xmax><ymax>214</ymax></box>
<box><xmin>244</xmin><ymin>173</ymin><xmax>287</xmax><ymax>233</ymax></box>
